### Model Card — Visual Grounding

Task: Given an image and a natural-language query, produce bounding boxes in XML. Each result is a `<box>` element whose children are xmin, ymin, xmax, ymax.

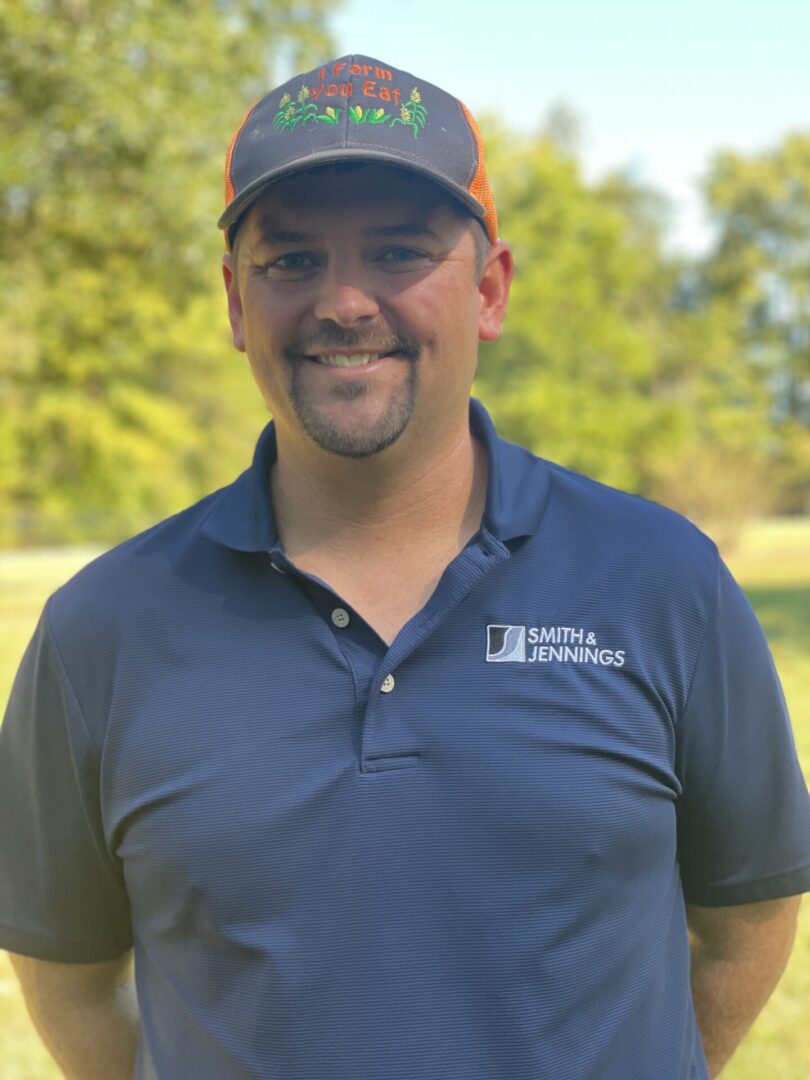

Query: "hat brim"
<box><xmin>217</xmin><ymin>148</ymin><xmax>488</xmax><ymax>245</ymax></box>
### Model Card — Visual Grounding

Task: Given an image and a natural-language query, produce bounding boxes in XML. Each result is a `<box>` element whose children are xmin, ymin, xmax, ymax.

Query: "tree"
<box><xmin>0</xmin><ymin>0</ymin><xmax>336</xmax><ymax>545</ymax></box>
<box><xmin>699</xmin><ymin>134</ymin><xmax>810</xmax><ymax>512</ymax></box>
<box><xmin>476</xmin><ymin>113</ymin><xmax>776</xmax><ymax>545</ymax></box>
<box><xmin>476</xmin><ymin>116</ymin><xmax>674</xmax><ymax>494</ymax></box>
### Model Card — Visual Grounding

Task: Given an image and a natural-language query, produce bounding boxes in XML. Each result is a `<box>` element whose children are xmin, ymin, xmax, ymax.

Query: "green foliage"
<box><xmin>638</xmin><ymin>296</ymin><xmax>776</xmax><ymax>546</ymax></box>
<box><xmin>0</xmin><ymin>0</ymin><xmax>336</xmax><ymax>544</ymax></box>
<box><xmin>476</xmin><ymin>114</ymin><xmax>799</xmax><ymax>541</ymax></box>
<box><xmin>1</xmin><ymin>19</ymin><xmax>807</xmax><ymax>544</ymax></box>
<box><xmin>476</xmin><ymin>119</ymin><xmax>663</xmax><ymax>492</ymax></box>
<box><xmin>699</xmin><ymin>135</ymin><xmax>810</xmax><ymax>511</ymax></box>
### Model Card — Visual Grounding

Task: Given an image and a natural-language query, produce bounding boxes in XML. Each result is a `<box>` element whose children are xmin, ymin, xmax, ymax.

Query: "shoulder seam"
<box><xmin>43</xmin><ymin>597</ymin><xmax>105</xmax><ymax>758</ymax></box>
<box><xmin>678</xmin><ymin>545</ymin><xmax>722</xmax><ymax>727</ymax></box>
<box><xmin>545</xmin><ymin>459</ymin><xmax>701</xmax><ymax>527</ymax></box>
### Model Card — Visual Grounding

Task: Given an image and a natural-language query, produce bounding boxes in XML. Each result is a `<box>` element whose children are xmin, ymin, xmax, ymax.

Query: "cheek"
<box><xmin>241</xmin><ymin>290</ymin><xmax>294</xmax><ymax>357</ymax></box>
<box><xmin>402</xmin><ymin>274</ymin><xmax>479</xmax><ymax>336</ymax></box>
<box><xmin>431</xmin><ymin>289</ymin><xmax>481</xmax><ymax>359</ymax></box>
<box><xmin>239</xmin><ymin>307</ymin><xmax>291</xmax><ymax>397</ymax></box>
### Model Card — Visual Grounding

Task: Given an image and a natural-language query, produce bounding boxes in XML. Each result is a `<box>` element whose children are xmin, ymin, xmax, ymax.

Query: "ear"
<box><xmin>478</xmin><ymin>241</ymin><xmax>514</xmax><ymax>342</ymax></box>
<box><xmin>222</xmin><ymin>251</ymin><xmax>246</xmax><ymax>353</ymax></box>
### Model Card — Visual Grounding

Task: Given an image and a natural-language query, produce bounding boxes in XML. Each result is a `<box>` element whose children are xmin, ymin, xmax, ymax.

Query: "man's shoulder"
<box><xmin>45</xmin><ymin>487</ymin><xmax>228</xmax><ymax>641</ymax></box>
<box><xmin>538</xmin><ymin>456</ymin><xmax>720</xmax><ymax>590</ymax></box>
<box><xmin>492</xmin><ymin>421</ymin><xmax>717</xmax><ymax>576</ymax></box>
<box><xmin>547</xmin><ymin>457</ymin><xmax>713</xmax><ymax>542</ymax></box>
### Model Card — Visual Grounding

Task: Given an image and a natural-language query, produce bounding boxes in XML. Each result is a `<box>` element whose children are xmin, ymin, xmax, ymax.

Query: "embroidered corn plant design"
<box><xmin>348</xmin><ymin>105</ymin><xmax>391</xmax><ymax>125</ymax></box>
<box><xmin>273</xmin><ymin>87</ymin><xmax>344</xmax><ymax>128</ymax></box>
<box><xmin>273</xmin><ymin>84</ymin><xmax>428</xmax><ymax>136</ymax></box>
<box><xmin>391</xmin><ymin>88</ymin><xmax>427</xmax><ymax>138</ymax></box>
<box><xmin>317</xmin><ymin>106</ymin><xmax>342</xmax><ymax>125</ymax></box>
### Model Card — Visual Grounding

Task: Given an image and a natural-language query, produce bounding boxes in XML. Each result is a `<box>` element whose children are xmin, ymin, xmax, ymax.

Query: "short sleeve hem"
<box><xmin>0</xmin><ymin>604</ymin><xmax>132</xmax><ymax>957</ymax></box>
<box><xmin>0</xmin><ymin>922</ymin><xmax>133</xmax><ymax>963</ymax></box>
<box><xmin>682</xmin><ymin>862</ymin><xmax>810</xmax><ymax>907</ymax></box>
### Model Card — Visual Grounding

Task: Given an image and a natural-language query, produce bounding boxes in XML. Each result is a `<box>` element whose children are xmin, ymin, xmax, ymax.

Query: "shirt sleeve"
<box><xmin>0</xmin><ymin>600</ymin><xmax>132</xmax><ymax>960</ymax></box>
<box><xmin>676</xmin><ymin>556</ymin><xmax>810</xmax><ymax>906</ymax></box>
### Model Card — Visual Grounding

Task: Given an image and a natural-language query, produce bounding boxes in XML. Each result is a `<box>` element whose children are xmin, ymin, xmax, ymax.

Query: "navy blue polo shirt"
<box><xmin>2</xmin><ymin>398</ymin><xmax>810</xmax><ymax>1080</ymax></box>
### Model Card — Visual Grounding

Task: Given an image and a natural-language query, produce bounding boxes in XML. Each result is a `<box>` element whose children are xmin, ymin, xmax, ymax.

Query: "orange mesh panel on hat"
<box><xmin>223</xmin><ymin>101</ymin><xmax>259</xmax><ymax>245</ymax></box>
<box><xmin>458</xmin><ymin>100</ymin><xmax>498</xmax><ymax>243</ymax></box>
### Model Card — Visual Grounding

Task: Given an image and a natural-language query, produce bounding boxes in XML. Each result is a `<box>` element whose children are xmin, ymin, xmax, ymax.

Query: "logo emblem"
<box><xmin>274</xmin><ymin>62</ymin><xmax>428</xmax><ymax>138</ymax></box>
<box><xmin>486</xmin><ymin>624</ymin><xmax>527</xmax><ymax>663</ymax></box>
<box><xmin>485</xmin><ymin>623</ymin><xmax>627</xmax><ymax>668</ymax></box>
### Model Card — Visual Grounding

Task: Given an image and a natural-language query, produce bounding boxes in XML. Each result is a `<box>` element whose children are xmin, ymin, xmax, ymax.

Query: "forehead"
<box><xmin>241</xmin><ymin>163</ymin><xmax>467</xmax><ymax>238</ymax></box>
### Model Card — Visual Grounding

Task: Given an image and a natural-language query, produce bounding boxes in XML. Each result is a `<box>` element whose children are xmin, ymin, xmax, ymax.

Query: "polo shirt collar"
<box><xmin>200</xmin><ymin>398</ymin><xmax>550</xmax><ymax>553</ymax></box>
<box><xmin>469</xmin><ymin>397</ymin><xmax>551</xmax><ymax>542</ymax></box>
<box><xmin>200</xmin><ymin>421</ymin><xmax>282</xmax><ymax>553</ymax></box>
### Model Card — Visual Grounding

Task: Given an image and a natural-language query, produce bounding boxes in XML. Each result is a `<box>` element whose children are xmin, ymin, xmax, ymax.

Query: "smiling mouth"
<box><xmin>307</xmin><ymin>352</ymin><xmax>391</xmax><ymax>368</ymax></box>
<box><xmin>294</xmin><ymin>333</ymin><xmax>420</xmax><ymax>368</ymax></box>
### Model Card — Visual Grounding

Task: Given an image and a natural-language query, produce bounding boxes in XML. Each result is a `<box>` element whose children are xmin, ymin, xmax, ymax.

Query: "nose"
<box><xmin>313</xmin><ymin>265</ymin><xmax>380</xmax><ymax>327</ymax></box>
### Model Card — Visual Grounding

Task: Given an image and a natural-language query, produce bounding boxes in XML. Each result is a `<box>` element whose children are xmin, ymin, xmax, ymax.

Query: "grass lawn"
<box><xmin>1</xmin><ymin>520</ymin><xmax>808</xmax><ymax>1078</ymax></box>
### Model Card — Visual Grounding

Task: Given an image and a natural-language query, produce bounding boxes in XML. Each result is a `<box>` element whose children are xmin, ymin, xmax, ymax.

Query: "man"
<box><xmin>1</xmin><ymin>55</ymin><xmax>809</xmax><ymax>1080</ymax></box>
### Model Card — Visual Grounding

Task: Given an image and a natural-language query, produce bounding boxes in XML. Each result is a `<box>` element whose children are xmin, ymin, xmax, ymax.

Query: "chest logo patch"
<box><xmin>486</xmin><ymin>625</ymin><xmax>626</xmax><ymax>668</ymax></box>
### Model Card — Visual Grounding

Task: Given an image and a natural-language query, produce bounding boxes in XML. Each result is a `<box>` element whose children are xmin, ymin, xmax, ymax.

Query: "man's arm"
<box><xmin>686</xmin><ymin>894</ymin><xmax>802</xmax><ymax>1078</ymax></box>
<box><xmin>8</xmin><ymin>949</ymin><xmax>139</xmax><ymax>1080</ymax></box>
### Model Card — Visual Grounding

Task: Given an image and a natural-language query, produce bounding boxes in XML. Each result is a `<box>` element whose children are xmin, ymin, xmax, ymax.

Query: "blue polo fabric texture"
<box><xmin>2</xmin><ymin>399</ymin><xmax>810</xmax><ymax>1080</ymax></box>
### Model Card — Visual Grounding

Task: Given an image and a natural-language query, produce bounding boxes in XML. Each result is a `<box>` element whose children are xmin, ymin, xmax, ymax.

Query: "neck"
<box><xmin>270</xmin><ymin>414</ymin><xmax>488</xmax><ymax>563</ymax></box>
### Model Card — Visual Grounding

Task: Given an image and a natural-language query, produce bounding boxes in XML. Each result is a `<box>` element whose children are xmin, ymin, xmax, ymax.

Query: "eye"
<box><xmin>270</xmin><ymin>252</ymin><xmax>317</xmax><ymax>272</ymax></box>
<box><xmin>379</xmin><ymin>246</ymin><xmax>429</xmax><ymax>265</ymax></box>
<box><xmin>258</xmin><ymin>251</ymin><xmax>320</xmax><ymax>278</ymax></box>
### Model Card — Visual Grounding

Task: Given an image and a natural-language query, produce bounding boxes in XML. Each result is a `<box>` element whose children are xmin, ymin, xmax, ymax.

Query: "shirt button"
<box><xmin>380</xmin><ymin>674</ymin><xmax>395</xmax><ymax>694</ymax></box>
<box><xmin>331</xmin><ymin>607</ymin><xmax>350</xmax><ymax>628</ymax></box>
<box><xmin>270</xmin><ymin>558</ymin><xmax>286</xmax><ymax>575</ymax></box>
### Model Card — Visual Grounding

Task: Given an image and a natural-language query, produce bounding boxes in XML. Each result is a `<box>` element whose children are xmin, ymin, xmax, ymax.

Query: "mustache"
<box><xmin>286</xmin><ymin>328</ymin><xmax>420</xmax><ymax>360</ymax></box>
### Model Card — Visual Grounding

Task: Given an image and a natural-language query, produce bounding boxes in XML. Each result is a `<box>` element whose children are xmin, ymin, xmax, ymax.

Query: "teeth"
<box><xmin>316</xmin><ymin>353</ymin><xmax>382</xmax><ymax>367</ymax></box>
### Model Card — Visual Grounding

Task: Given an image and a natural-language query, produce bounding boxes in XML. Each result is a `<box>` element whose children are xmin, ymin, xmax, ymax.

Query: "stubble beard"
<box><xmin>285</xmin><ymin>331</ymin><xmax>420</xmax><ymax>458</ymax></box>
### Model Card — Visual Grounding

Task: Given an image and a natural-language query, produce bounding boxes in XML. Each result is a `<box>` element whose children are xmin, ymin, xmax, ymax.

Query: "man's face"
<box><xmin>223</xmin><ymin>163</ymin><xmax>511</xmax><ymax>459</ymax></box>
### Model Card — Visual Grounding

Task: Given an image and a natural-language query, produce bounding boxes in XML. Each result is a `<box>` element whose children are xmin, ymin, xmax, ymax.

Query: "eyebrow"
<box><xmin>253</xmin><ymin>221</ymin><xmax>441</xmax><ymax>246</ymax></box>
<box><xmin>255</xmin><ymin>227</ymin><xmax>318</xmax><ymax>245</ymax></box>
<box><xmin>362</xmin><ymin>223</ymin><xmax>441</xmax><ymax>240</ymax></box>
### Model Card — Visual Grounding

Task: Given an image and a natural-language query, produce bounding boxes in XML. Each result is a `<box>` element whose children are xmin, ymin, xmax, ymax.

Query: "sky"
<box><xmin>330</xmin><ymin>0</ymin><xmax>810</xmax><ymax>254</ymax></box>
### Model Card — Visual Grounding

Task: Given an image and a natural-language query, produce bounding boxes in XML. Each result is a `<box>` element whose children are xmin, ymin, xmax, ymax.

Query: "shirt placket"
<box><xmin>269</xmin><ymin>533</ymin><xmax>509</xmax><ymax>772</ymax></box>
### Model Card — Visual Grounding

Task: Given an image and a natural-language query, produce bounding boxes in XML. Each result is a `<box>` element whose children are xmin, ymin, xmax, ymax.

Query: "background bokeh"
<box><xmin>2</xmin><ymin>0</ymin><xmax>809</xmax><ymax>547</ymax></box>
<box><xmin>1</xmin><ymin>2</ymin><xmax>808</xmax><ymax>1077</ymax></box>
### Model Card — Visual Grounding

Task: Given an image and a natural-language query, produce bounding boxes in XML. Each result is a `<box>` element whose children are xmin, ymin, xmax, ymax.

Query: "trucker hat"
<box><xmin>219</xmin><ymin>54</ymin><xmax>497</xmax><ymax>249</ymax></box>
